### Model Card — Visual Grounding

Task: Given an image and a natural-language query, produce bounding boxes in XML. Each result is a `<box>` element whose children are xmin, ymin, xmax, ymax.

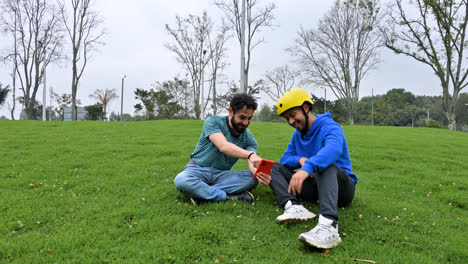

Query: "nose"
<box><xmin>287</xmin><ymin>117</ymin><xmax>295</xmax><ymax>126</ymax></box>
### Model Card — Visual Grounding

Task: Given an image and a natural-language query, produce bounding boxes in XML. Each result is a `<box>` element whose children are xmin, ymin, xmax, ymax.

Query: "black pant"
<box><xmin>269</xmin><ymin>162</ymin><xmax>356</xmax><ymax>226</ymax></box>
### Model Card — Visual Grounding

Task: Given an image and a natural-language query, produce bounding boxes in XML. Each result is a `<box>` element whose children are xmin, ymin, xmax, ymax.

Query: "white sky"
<box><xmin>0</xmin><ymin>0</ymin><xmax>442</xmax><ymax>119</ymax></box>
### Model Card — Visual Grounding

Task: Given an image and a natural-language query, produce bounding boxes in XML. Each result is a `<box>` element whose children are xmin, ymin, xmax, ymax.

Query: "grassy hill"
<box><xmin>0</xmin><ymin>120</ymin><xmax>467</xmax><ymax>263</ymax></box>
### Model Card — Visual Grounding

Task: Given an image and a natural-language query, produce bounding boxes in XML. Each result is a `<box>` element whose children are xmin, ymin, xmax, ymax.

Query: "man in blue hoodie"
<box><xmin>256</xmin><ymin>88</ymin><xmax>357</xmax><ymax>249</ymax></box>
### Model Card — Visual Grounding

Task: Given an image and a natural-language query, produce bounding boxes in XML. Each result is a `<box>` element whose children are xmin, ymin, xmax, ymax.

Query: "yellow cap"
<box><xmin>276</xmin><ymin>88</ymin><xmax>314</xmax><ymax>116</ymax></box>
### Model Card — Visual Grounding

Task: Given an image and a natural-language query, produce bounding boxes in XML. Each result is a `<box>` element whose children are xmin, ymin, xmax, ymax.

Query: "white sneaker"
<box><xmin>276</xmin><ymin>200</ymin><xmax>316</xmax><ymax>224</ymax></box>
<box><xmin>298</xmin><ymin>215</ymin><xmax>342</xmax><ymax>249</ymax></box>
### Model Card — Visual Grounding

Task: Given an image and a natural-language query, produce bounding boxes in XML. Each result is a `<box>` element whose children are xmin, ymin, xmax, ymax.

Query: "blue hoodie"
<box><xmin>280</xmin><ymin>112</ymin><xmax>358</xmax><ymax>183</ymax></box>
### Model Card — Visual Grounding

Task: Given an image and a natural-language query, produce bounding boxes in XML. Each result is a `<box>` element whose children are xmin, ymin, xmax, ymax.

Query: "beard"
<box><xmin>231</xmin><ymin>115</ymin><xmax>247</xmax><ymax>134</ymax></box>
<box><xmin>297</xmin><ymin>119</ymin><xmax>309</xmax><ymax>135</ymax></box>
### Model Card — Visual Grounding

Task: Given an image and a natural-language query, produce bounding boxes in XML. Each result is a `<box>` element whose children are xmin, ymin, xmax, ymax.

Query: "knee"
<box><xmin>322</xmin><ymin>164</ymin><xmax>338</xmax><ymax>175</ymax></box>
<box><xmin>237</xmin><ymin>171</ymin><xmax>258</xmax><ymax>191</ymax></box>
<box><xmin>174</xmin><ymin>172</ymin><xmax>189</xmax><ymax>191</ymax></box>
<box><xmin>248</xmin><ymin>177</ymin><xmax>259</xmax><ymax>190</ymax></box>
<box><xmin>271</xmin><ymin>162</ymin><xmax>293</xmax><ymax>179</ymax></box>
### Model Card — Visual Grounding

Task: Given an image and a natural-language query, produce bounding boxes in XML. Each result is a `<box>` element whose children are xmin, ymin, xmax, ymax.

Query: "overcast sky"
<box><xmin>0</xmin><ymin>0</ymin><xmax>442</xmax><ymax>119</ymax></box>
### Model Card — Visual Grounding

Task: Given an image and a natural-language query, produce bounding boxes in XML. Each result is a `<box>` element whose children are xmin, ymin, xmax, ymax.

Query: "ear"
<box><xmin>228</xmin><ymin>107</ymin><xmax>233</xmax><ymax>117</ymax></box>
<box><xmin>302</xmin><ymin>103</ymin><xmax>311</xmax><ymax>114</ymax></box>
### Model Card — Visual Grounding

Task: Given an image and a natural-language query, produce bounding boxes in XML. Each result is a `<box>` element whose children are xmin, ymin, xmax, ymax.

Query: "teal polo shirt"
<box><xmin>190</xmin><ymin>116</ymin><xmax>257</xmax><ymax>170</ymax></box>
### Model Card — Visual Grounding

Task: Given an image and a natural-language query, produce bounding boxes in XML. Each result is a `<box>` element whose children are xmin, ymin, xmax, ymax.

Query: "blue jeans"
<box><xmin>174</xmin><ymin>160</ymin><xmax>258</xmax><ymax>201</ymax></box>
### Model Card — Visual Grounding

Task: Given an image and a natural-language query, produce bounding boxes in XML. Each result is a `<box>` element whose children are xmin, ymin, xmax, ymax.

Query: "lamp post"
<box><xmin>121</xmin><ymin>75</ymin><xmax>126</xmax><ymax>122</ymax></box>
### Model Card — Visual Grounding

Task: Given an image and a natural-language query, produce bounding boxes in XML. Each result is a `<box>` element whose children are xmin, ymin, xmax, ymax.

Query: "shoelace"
<box><xmin>312</xmin><ymin>224</ymin><xmax>327</xmax><ymax>234</ymax></box>
<box><xmin>307</xmin><ymin>224</ymin><xmax>336</xmax><ymax>239</ymax></box>
<box><xmin>286</xmin><ymin>205</ymin><xmax>305</xmax><ymax>214</ymax></box>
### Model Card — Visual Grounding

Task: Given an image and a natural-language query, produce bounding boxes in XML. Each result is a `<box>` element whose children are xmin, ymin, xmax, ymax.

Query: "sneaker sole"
<box><xmin>276</xmin><ymin>213</ymin><xmax>317</xmax><ymax>224</ymax></box>
<box><xmin>226</xmin><ymin>191</ymin><xmax>255</xmax><ymax>203</ymax></box>
<box><xmin>298</xmin><ymin>234</ymin><xmax>342</xmax><ymax>249</ymax></box>
<box><xmin>246</xmin><ymin>191</ymin><xmax>254</xmax><ymax>203</ymax></box>
<box><xmin>190</xmin><ymin>197</ymin><xmax>198</xmax><ymax>206</ymax></box>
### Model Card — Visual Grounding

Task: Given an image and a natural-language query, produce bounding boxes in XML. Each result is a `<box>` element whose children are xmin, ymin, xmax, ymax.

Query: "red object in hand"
<box><xmin>254</xmin><ymin>159</ymin><xmax>274</xmax><ymax>179</ymax></box>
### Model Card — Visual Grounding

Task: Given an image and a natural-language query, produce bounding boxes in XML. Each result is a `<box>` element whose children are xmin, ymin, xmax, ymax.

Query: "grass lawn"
<box><xmin>0</xmin><ymin>119</ymin><xmax>467</xmax><ymax>263</ymax></box>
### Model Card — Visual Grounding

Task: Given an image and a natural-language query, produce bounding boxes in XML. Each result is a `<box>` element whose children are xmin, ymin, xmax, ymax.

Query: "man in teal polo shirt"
<box><xmin>174</xmin><ymin>93</ymin><xmax>266</xmax><ymax>205</ymax></box>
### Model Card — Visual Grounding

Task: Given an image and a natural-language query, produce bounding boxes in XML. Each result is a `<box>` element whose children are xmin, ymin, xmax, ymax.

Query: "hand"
<box><xmin>249</xmin><ymin>153</ymin><xmax>262</xmax><ymax>168</ymax></box>
<box><xmin>256</xmin><ymin>172</ymin><xmax>271</xmax><ymax>187</ymax></box>
<box><xmin>288</xmin><ymin>170</ymin><xmax>309</xmax><ymax>196</ymax></box>
<box><xmin>247</xmin><ymin>154</ymin><xmax>261</xmax><ymax>175</ymax></box>
<box><xmin>299</xmin><ymin>157</ymin><xmax>307</xmax><ymax>166</ymax></box>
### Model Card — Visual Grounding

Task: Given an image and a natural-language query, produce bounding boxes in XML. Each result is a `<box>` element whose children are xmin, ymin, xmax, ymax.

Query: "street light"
<box><xmin>121</xmin><ymin>75</ymin><xmax>126</xmax><ymax>122</ymax></box>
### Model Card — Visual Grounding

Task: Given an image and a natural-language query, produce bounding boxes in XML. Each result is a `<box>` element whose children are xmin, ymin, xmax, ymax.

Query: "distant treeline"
<box><xmin>254</xmin><ymin>89</ymin><xmax>468</xmax><ymax>132</ymax></box>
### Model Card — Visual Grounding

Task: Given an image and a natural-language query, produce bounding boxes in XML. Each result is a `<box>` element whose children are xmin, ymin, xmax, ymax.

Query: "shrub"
<box><xmin>427</xmin><ymin>119</ymin><xmax>447</xmax><ymax>129</ymax></box>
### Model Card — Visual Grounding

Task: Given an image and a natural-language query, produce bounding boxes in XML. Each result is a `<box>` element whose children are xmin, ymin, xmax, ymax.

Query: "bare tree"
<box><xmin>262</xmin><ymin>65</ymin><xmax>300</xmax><ymax>101</ymax></box>
<box><xmin>58</xmin><ymin>0</ymin><xmax>105</xmax><ymax>121</ymax></box>
<box><xmin>0</xmin><ymin>0</ymin><xmax>63</xmax><ymax>120</ymax></box>
<box><xmin>165</xmin><ymin>11</ymin><xmax>214</xmax><ymax>119</ymax></box>
<box><xmin>206</xmin><ymin>27</ymin><xmax>230</xmax><ymax>116</ymax></box>
<box><xmin>89</xmin><ymin>88</ymin><xmax>118</xmax><ymax>120</ymax></box>
<box><xmin>0</xmin><ymin>3</ymin><xmax>19</xmax><ymax>120</ymax></box>
<box><xmin>382</xmin><ymin>0</ymin><xmax>468</xmax><ymax>131</ymax></box>
<box><xmin>215</xmin><ymin>0</ymin><xmax>276</xmax><ymax>92</ymax></box>
<box><xmin>289</xmin><ymin>0</ymin><xmax>382</xmax><ymax>124</ymax></box>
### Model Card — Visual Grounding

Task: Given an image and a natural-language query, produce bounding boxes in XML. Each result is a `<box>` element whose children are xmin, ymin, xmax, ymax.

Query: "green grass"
<box><xmin>0</xmin><ymin>120</ymin><xmax>467</xmax><ymax>263</ymax></box>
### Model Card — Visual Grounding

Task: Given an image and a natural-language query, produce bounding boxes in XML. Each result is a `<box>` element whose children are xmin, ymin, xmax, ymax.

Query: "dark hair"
<box><xmin>230</xmin><ymin>93</ymin><xmax>258</xmax><ymax>114</ymax></box>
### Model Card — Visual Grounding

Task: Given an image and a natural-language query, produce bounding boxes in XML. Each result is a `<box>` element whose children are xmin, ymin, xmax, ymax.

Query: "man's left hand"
<box><xmin>256</xmin><ymin>172</ymin><xmax>271</xmax><ymax>187</ymax></box>
<box><xmin>249</xmin><ymin>153</ymin><xmax>262</xmax><ymax>168</ymax></box>
<box><xmin>288</xmin><ymin>170</ymin><xmax>309</xmax><ymax>196</ymax></box>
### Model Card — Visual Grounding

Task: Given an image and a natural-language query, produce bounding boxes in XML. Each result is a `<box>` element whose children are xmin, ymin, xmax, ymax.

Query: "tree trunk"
<box><xmin>192</xmin><ymin>77</ymin><xmax>201</xmax><ymax>119</ymax></box>
<box><xmin>72</xmin><ymin>88</ymin><xmax>77</xmax><ymax>120</ymax></box>
<box><xmin>11</xmin><ymin>15</ymin><xmax>17</xmax><ymax>121</ymax></box>
<box><xmin>10</xmin><ymin>63</ymin><xmax>16</xmax><ymax>120</ymax></box>
<box><xmin>71</xmin><ymin>54</ymin><xmax>78</xmax><ymax>121</ymax></box>
<box><xmin>446</xmin><ymin>111</ymin><xmax>456</xmax><ymax>131</ymax></box>
<box><xmin>348</xmin><ymin>106</ymin><xmax>354</xmax><ymax>125</ymax></box>
<box><xmin>244</xmin><ymin>69</ymin><xmax>249</xmax><ymax>93</ymax></box>
<box><xmin>24</xmin><ymin>106</ymin><xmax>32</xmax><ymax>120</ymax></box>
<box><xmin>212</xmin><ymin>77</ymin><xmax>217</xmax><ymax>116</ymax></box>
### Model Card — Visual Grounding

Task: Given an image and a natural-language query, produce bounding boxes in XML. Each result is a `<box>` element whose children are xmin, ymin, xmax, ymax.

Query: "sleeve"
<box><xmin>300</xmin><ymin>123</ymin><xmax>344</xmax><ymax>175</ymax></box>
<box><xmin>202</xmin><ymin>116</ymin><xmax>222</xmax><ymax>139</ymax></box>
<box><xmin>280</xmin><ymin>133</ymin><xmax>302</xmax><ymax>170</ymax></box>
